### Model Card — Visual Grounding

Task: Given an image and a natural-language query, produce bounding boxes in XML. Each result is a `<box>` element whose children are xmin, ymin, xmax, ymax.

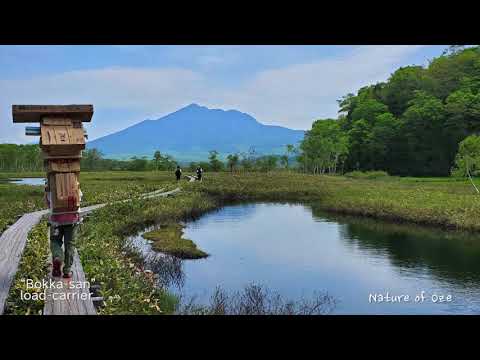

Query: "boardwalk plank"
<box><xmin>43</xmin><ymin>249</ymin><xmax>96</xmax><ymax>315</ymax></box>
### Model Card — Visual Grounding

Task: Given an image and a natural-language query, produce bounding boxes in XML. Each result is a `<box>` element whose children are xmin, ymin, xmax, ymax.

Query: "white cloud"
<box><xmin>1</xmin><ymin>45</ymin><xmax>426</xmax><ymax>143</ymax></box>
<box><xmin>0</xmin><ymin>67</ymin><xmax>208</xmax><ymax>142</ymax></box>
<box><xmin>209</xmin><ymin>45</ymin><xmax>426</xmax><ymax>129</ymax></box>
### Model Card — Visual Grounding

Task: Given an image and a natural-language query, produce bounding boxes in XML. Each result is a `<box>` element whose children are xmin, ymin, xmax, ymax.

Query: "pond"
<box><xmin>128</xmin><ymin>202</ymin><xmax>480</xmax><ymax>315</ymax></box>
<box><xmin>6</xmin><ymin>177</ymin><xmax>45</xmax><ymax>186</ymax></box>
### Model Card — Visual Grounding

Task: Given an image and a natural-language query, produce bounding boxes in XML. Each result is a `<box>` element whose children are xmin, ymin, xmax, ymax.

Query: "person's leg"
<box><xmin>50</xmin><ymin>224</ymin><xmax>64</xmax><ymax>277</ymax></box>
<box><xmin>62</xmin><ymin>224</ymin><xmax>76</xmax><ymax>277</ymax></box>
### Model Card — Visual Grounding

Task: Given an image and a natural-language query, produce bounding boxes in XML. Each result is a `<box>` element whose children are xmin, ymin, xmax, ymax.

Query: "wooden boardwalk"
<box><xmin>43</xmin><ymin>249</ymin><xmax>97</xmax><ymax>315</ymax></box>
<box><xmin>0</xmin><ymin>187</ymin><xmax>181</xmax><ymax>315</ymax></box>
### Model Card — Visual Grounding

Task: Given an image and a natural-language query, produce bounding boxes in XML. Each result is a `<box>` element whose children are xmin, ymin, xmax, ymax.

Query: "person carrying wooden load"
<box><xmin>196</xmin><ymin>166</ymin><xmax>203</xmax><ymax>182</ymax></box>
<box><xmin>44</xmin><ymin>176</ymin><xmax>83</xmax><ymax>278</ymax></box>
<box><xmin>175</xmin><ymin>166</ymin><xmax>182</xmax><ymax>181</ymax></box>
<box><xmin>12</xmin><ymin>104</ymin><xmax>93</xmax><ymax>280</ymax></box>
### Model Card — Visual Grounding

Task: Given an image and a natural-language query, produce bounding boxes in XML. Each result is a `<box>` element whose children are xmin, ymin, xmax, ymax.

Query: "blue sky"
<box><xmin>0</xmin><ymin>45</ymin><xmax>448</xmax><ymax>143</ymax></box>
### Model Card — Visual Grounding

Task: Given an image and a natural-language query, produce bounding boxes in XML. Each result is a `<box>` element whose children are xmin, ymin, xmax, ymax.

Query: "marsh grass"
<box><xmin>177</xmin><ymin>283</ymin><xmax>337</xmax><ymax>315</ymax></box>
<box><xmin>0</xmin><ymin>183</ymin><xmax>43</xmax><ymax>234</ymax></box>
<box><xmin>143</xmin><ymin>224</ymin><xmax>208</xmax><ymax>259</ymax></box>
<box><xmin>345</xmin><ymin>170</ymin><xmax>390</xmax><ymax>179</ymax></box>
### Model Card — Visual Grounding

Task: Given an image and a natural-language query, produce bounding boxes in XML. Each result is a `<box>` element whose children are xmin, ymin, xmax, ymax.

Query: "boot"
<box><xmin>52</xmin><ymin>257</ymin><xmax>62</xmax><ymax>277</ymax></box>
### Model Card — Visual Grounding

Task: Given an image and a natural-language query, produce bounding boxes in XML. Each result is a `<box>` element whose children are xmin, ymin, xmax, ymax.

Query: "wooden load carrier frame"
<box><xmin>8</xmin><ymin>105</ymin><xmax>97</xmax><ymax>315</ymax></box>
<box><xmin>13</xmin><ymin>105</ymin><xmax>93</xmax><ymax>213</ymax></box>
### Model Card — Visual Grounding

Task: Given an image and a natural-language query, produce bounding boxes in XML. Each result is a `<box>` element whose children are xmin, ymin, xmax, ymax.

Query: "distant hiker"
<box><xmin>175</xmin><ymin>166</ymin><xmax>182</xmax><ymax>181</ymax></box>
<box><xmin>44</xmin><ymin>178</ymin><xmax>83</xmax><ymax>279</ymax></box>
<box><xmin>196</xmin><ymin>166</ymin><xmax>203</xmax><ymax>182</ymax></box>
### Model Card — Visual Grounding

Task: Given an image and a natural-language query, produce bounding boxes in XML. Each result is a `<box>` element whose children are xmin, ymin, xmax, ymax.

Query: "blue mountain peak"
<box><xmin>88</xmin><ymin>105</ymin><xmax>305</xmax><ymax>161</ymax></box>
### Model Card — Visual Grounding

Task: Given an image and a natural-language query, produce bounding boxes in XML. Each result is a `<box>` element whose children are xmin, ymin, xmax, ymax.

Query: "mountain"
<box><xmin>87</xmin><ymin>104</ymin><xmax>305</xmax><ymax>161</ymax></box>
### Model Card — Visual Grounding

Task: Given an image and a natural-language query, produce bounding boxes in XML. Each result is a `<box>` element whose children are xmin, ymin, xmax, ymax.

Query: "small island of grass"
<box><xmin>142</xmin><ymin>224</ymin><xmax>208</xmax><ymax>259</ymax></box>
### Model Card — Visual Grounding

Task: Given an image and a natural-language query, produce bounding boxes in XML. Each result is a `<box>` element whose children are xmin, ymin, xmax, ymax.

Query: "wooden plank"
<box><xmin>140</xmin><ymin>187</ymin><xmax>181</xmax><ymax>200</ymax></box>
<box><xmin>43</xmin><ymin>248</ymin><xmax>96</xmax><ymax>316</ymax></box>
<box><xmin>0</xmin><ymin>210</ymin><xmax>48</xmax><ymax>315</ymax></box>
<box><xmin>12</xmin><ymin>105</ymin><xmax>93</xmax><ymax>123</ymax></box>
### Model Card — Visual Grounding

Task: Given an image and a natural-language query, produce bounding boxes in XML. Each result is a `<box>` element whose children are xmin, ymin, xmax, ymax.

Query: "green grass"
<box><xmin>4</xmin><ymin>170</ymin><xmax>480</xmax><ymax>315</ymax></box>
<box><xmin>4</xmin><ymin>221</ymin><xmax>50</xmax><ymax>315</ymax></box>
<box><xmin>344</xmin><ymin>170</ymin><xmax>390</xmax><ymax>179</ymax></box>
<box><xmin>0</xmin><ymin>183</ymin><xmax>44</xmax><ymax>234</ymax></box>
<box><xmin>143</xmin><ymin>224</ymin><xmax>208</xmax><ymax>259</ymax></box>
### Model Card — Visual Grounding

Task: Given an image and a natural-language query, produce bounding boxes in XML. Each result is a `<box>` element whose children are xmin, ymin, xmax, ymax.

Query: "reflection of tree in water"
<box><xmin>188</xmin><ymin>202</ymin><xmax>259</xmax><ymax>227</ymax></box>
<box><xmin>145</xmin><ymin>252</ymin><xmax>185</xmax><ymax>289</ymax></box>
<box><xmin>309</xmin><ymin>203</ymin><xmax>480</xmax><ymax>284</ymax></box>
<box><xmin>124</xmin><ymin>232</ymin><xmax>186</xmax><ymax>290</ymax></box>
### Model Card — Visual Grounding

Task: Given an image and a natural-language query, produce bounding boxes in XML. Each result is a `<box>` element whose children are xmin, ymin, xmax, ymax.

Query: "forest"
<box><xmin>0</xmin><ymin>145</ymin><xmax>285</xmax><ymax>173</ymax></box>
<box><xmin>299</xmin><ymin>45</ymin><xmax>480</xmax><ymax>176</ymax></box>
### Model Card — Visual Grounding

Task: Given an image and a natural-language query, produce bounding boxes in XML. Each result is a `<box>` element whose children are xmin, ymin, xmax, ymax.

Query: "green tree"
<box><xmin>402</xmin><ymin>91</ymin><xmax>449</xmax><ymax>176</ymax></box>
<box><xmin>280</xmin><ymin>144</ymin><xmax>296</xmax><ymax>169</ymax></box>
<box><xmin>426</xmin><ymin>46</ymin><xmax>480</xmax><ymax>100</ymax></box>
<box><xmin>153</xmin><ymin>151</ymin><xmax>162</xmax><ymax>170</ymax></box>
<box><xmin>300</xmin><ymin>119</ymin><xmax>350</xmax><ymax>174</ymax></box>
<box><xmin>226</xmin><ymin>153</ymin><xmax>239</xmax><ymax>173</ymax></box>
<box><xmin>81</xmin><ymin>148</ymin><xmax>104</xmax><ymax>170</ymax></box>
<box><xmin>452</xmin><ymin>134</ymin><xmax>480</xmax><ymax>178</ymax></box>
<box><xmin>255</xmin><ymin>155</ymin><xmax>278</xmax><ymax>172</ymax></box>
<box><xmin>128</xmin><ymin>156</ymin><xmax>149</xmax><ymax>171</ymax></box>
<box><xmin>382</xmin><ymin>66</ymin><xmax>427</xmax><ymax>116</ymax></box>
<box><xmin>208</xmin><ymin>150</ymin><xmax>224</xmax><ymax>172</ymax></box>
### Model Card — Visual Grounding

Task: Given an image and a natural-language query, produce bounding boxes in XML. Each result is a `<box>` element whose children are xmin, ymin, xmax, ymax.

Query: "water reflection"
<box><xmin>311</xmin><ymin>207</ymin><xmax>480</xmax><ymax>284</ymax></box>
<box><xmin>6</xmin><ymin>178</ymin><xmax>45</xmax><ymax>186</ymax></box>
<box><xmin>128</xmin><ymin>202</ymin><xmax>480</xmax><ymax>314</ymax></box>
<box><xmin>126</xmin><ymin>224</ymin><xmax>185</xmax><ymax>289</ymax></box>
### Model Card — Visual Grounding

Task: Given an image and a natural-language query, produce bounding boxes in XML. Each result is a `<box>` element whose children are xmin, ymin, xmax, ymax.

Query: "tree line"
<box><xmin>0</xmin><ymin>144</ymin><xmax>42</xmax><ymax>171</ymax></box>
<box><xmin>0</xmin><ymin>144</ymin><xmax>296</xmax><ymax>173</ymax></box>
<box><xmin>298</xmin><ymin>45</ymin><xmax>480</xmax><ymax>177</ymax></box>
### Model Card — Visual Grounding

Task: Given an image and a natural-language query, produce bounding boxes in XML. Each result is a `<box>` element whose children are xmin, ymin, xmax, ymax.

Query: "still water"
<box><xmin>7</xmin><ymin>178</ymin><xmax>45</xmax><ymax>186</ymax></box>
<box><xmin>129</xmin><ymin>202</ymin><xmax>480</xmax><ymax>314</ymax></box>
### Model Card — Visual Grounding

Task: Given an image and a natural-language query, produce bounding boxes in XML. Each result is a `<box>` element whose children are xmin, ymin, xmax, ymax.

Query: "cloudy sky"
<box><xmin>0</xmin><ymin>45</ymin><xmax>448</xmax><ymax>143</ymax></box>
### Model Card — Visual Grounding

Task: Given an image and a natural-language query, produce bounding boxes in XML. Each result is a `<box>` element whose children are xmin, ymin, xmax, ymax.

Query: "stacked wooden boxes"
<box><xmin>12</xmin><ymin>105</ymin><xmax>93</xmax><ymax>214</ymax></box>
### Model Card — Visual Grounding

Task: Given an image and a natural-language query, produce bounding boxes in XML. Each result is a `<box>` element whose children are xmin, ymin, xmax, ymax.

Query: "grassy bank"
<box><xmin>4</xmin><ymin>170</ymin><xmax>480</xmax><ymax>314</ymax></box>
<box><xmin>143</xmin><ymin>224</ymin><xmax>208</xmax><ymax>259</ymax></box>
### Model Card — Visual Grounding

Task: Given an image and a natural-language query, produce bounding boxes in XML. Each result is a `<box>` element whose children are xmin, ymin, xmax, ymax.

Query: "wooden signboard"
<box><xmin>12</xmin><ymin>105</ymin><xmax>93</xmax><ymax>123</ymax></box>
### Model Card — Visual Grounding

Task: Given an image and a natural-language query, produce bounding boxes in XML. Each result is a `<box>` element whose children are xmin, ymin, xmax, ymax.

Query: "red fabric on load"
<box><xmin>50</xmin><ymin>213</ymin><xmax>79</xmax><ymax>225</ymax></box>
